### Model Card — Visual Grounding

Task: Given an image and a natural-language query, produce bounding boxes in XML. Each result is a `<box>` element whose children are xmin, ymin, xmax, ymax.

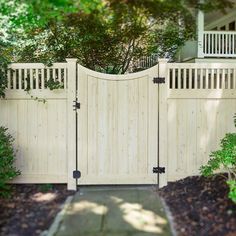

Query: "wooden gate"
<box><xmin>76</xmin><ymin>64</ymin><xmax>161</xmax><ymax>185</ymax></box>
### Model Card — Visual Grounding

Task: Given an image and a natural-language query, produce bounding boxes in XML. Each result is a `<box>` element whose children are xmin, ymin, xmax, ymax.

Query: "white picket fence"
<box><xmin>1</xmin><ymin>59</ymin><xmax>236</xmax><ymax>189</ymax></box>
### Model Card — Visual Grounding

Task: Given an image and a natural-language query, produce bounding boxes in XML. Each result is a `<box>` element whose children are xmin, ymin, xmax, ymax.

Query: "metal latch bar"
<box><xmin>153</xmin><ymin>77</ymin><xmax>165</xmax><ymax>84</ymax></box>
<box><xmin>153</xmin><ymin>167</ymin><xmax>165</xmax><ymax>174</ymax></box>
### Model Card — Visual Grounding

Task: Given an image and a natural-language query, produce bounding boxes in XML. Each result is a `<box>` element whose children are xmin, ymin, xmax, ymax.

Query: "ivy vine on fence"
<box><xmin>24</xmin><ymin>75</ymin><xmax>64</xmax><ymax>103</ymax></box>
<box><xmin>0</xmin><ymin>62</ymin><xmax>9</xmax><ymax>98</ymax></box>
<box><xmin>0</xmin><ymin>63</ymin><xmax>65</xmax><ymax>102</ymax></box>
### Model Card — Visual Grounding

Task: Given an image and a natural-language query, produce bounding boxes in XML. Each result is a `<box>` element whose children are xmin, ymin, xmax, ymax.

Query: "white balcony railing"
<box><xmin>203</xmin><ymin>31</ymin><xmax>236</xmax><ymax>57</ymax></box>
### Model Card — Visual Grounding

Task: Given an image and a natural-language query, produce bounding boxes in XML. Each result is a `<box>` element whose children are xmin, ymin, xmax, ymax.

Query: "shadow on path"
<box><xmin>54</xmin><ymin>186</ymin><xmax>172</xmax><ymax>236</ymax></box>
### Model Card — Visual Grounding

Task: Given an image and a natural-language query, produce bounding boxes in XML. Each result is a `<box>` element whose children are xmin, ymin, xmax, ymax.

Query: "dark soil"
<box><xmin>159</xmin><ymin>174</ymin><xmax>236</xmax><ymax>236</ymax></box>
<box><xmin>0</xmin><ymin>184</ymin><xmax>74</xmax><ymax>236</ymax></box>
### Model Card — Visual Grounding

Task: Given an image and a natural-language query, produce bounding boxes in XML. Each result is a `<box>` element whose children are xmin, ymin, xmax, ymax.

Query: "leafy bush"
<box><xmin>200</xmin><ymin>116</ymin><xmax>236</xmax><ymax>204</ymax></box>
<box><xmin>39</xmin><ymin>183</ymin><xmax>53</xmax><ymax>192</ymax></box>
<box><xmin>0</xmin><ymin>48</ymin><xmax>9</xmax><ymax>98</ymax></box>
<box><xmin>0</xmin><ymin>127</ymin><xmax>20</xmax><ymax>197</ymax></box>
<box><xmin>0</xmin><ymin>67</ymin><xmax>7</xmax><ymax>98</ymax></box>
<box><xmin>45</xmin><ymin>77</ymin><xmax>64</xmax><ymax>90</ymax></box>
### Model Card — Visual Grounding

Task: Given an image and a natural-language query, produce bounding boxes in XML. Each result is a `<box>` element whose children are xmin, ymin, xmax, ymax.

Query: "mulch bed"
<box><xmin>0</xmin><ymin>184</ymin><xmax>75</xmax><ymax>236</ymax></box>
<box><xmin>159</xmin><ymin>174</ymin><xmax>236</xmax><ymax>236</ymax></box>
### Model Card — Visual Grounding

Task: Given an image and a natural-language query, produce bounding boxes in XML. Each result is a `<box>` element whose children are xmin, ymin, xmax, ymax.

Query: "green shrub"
<box><xmin>0</xmin><ymin>45</ymin><xmax>10</xmax><ymax>98</ymax></box>
<box><xmin>0</xmin><ymin>63</ymin><xmax>8</xmax><ymax>98</ymax></box>
<box><xmin>0</xmin><ymin>127</ymin><xmax>20</xmax><ymax>197</ymax></box>
<box><xmin>39</xmin><ymin>183</ymin><xmax>53</xmax><ymax>192</ymax></box>
<box><xmin>200</xmin><ymin>116</ymin><xmax>236</xmax><ymax>204</ymax></box>
<box><xmin>227</xmin><ymin>180</ymin><xmax>236</xmax><ymax>202</ymax></box>
<box><xmin>45</xmin><ymin>77</ymin><xmax>64</xmax><ymax>90</ymax></box>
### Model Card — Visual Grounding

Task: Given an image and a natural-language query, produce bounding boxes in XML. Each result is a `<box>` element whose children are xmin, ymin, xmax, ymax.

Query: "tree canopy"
<box><xmin>0</xmin><ymin>0</ymin><xmax>234</xmax><ymax>73</ymax></box>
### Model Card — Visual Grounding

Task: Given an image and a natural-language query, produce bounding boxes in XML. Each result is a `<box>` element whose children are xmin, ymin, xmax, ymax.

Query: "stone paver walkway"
<box><xmin>53</xmin><ymin>186</ymin><xmax>172</xmax><ymax>236</ymax></box>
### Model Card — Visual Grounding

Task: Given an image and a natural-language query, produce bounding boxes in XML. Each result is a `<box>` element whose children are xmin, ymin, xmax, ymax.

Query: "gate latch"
<box><xmin>73</xmin><ymin>101</ymin><xmax>80</xmax><ymax>110</ymax></box>
<box><xmin>73</xmin><ymin>170</ymin><xmax>81</xmax><ymax>179</ymax></box>
<box><xmin>153</xmin><ymin>167</ymin><xmax>165</xmax><ymax>174</ymax></box>
<box><xmin>153</xmin><ymin>77</ymin><xmax>165</xmax><ymax>84</ymax></box>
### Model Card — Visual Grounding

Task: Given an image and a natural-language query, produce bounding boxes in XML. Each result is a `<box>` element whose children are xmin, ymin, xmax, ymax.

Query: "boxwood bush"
<box><xmin>0</xmin><ymin>126</ymin><xmax>20</xmax><ymax>197</ymax></box>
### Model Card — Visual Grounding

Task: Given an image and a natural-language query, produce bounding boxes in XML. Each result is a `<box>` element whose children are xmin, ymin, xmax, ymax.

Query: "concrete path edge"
<box><xmin>159</xmin><ymin>196</ymin><xmax>177</xmax><ymax>236</ymax></box>
<box><xmin>43</xmin><ymin>196</ymin><xmax>74</xmax><ymax>236</ymax></box>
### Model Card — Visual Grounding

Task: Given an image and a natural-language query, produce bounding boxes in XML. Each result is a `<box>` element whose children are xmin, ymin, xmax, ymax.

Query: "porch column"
<box><xmin>197</xmin><ymin>6</ymin><xmax>204</xmax><ymax>58</ymax></box>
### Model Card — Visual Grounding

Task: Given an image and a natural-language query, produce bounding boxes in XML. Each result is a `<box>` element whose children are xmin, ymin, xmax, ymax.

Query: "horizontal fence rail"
<box><xmin>203</xmin><ymin>31</ymin><xmax>236</xmax><ymax>57</ymax></box>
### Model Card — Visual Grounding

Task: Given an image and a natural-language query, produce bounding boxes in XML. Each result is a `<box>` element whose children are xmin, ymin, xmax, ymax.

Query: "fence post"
<box><xmin>66</xmin><ymin>58</ymin><xmax>77</xmax><ymax>190</ymax></box>
<box><xmin>158</xmin><ymin>58</ymin><xmax>168</xmax><ymax>188</ymax></box>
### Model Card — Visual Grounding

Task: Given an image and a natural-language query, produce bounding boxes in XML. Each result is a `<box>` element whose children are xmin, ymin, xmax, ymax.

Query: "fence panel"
<box><xmin>166</xmin><ymin>63</ymin><xmax>236</xmax><ymax>182</ymax></box>
<box><xmin>3</xmin><ymin>60</ymin><xmax>236</xmax><ymax>187</ymax></box>
<box><xmin>0</xmin><ymin>63</ymin><xmax>70</xmax><ymax>184</ymax></box>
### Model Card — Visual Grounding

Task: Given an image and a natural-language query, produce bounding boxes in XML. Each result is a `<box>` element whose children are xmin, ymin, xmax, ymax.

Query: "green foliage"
<box><xmin>200</xmin><ymin>133</ymin><xmax>236</xmax><ymax>176</ymax></box>
<box><xmin>39</xmin><ymin>183</ymin><xmax>53</xmax><ymax>192</ymax></box>
<box><xmin>45</xmin><ymin>77</ymin><xmax>64</xmax><ymax>90</ymax></box>
<box><xmin>24</xmin><ymin>75</ymin><xmax>62</xmax><ymax>102</ymax></box>
<box><xmin>227</xmin><ymin>180</ymin><xmax>236</xmax><ymax>203</ymax></box>
<box><xmin>200</xmin><ymin>115</ymin><xmax>236</xmax><ymax>204</ymax></box>
<box><xmin>198</xmin><ymin>0</ymin><xmax>234</xmax><ymax>12</ymax></box>
<box><xmin>0</xmin><ymin>0</ymin><xmax>233</xmax><ymax>74</ymax></box>
<box><xmin>16</xmin><ymin>2</ymin><xmax>157</xmax><ymax>74</ymax></box>
<box><xmin>0</xmin><ymin>64</ymin><xmax>8</xmax><ymax>98</ymax></box>
<box><xmin>154</xmin><ymin>23</ymin><xmax>186</xmax><ymax>58</ymax></box>
<box><xmin>0</xmin><ymin>40</ymin><xmax>10</xmax><ymax>98</ymax></box>
<box><xmin>0</xmin><ymin>127</ymin><xmax>20</xmax><ymax>197</ymax></box>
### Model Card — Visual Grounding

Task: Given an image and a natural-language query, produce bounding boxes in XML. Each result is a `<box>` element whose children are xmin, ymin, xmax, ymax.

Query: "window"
<box><xmin>229</xmin><ymin>21</ymin><xmax>235</xmax><ymax>31</ymax></box>
<box><xmin>220</xmin><ymin>25</ymin><xmax>226</xmax><ymax>30</ymax></box>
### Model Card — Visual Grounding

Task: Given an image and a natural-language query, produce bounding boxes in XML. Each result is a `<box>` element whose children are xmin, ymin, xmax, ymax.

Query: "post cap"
<box><xmin>157</xmin><ymin>58</ymin><xmax>169</xmax><ymax>63</ymax></box>
<box><xmin>66</xmin><ymin>58</ymin><xmax>78</xmax><ymax>63</ymax></box>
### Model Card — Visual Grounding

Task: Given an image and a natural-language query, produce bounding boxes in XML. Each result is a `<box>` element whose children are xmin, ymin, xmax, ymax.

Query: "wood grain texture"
<box><xmin>167</xmin><ymin>63</ymin><xmax>236</xmax><ymax>182</ymax></box>
<box><xmin>3</xmin><ymin>61</ymin><xmax>236</xmax><ymax>187</ymax></box>
<box><xmin>77</xmin><ymin>65</ymin><xmax>159</xmax><ymax>185</ymax></box>
<box><xmin>0</xmin><ymin>63</ymin><xmax>69</xmax><ymax>184</ymax></box>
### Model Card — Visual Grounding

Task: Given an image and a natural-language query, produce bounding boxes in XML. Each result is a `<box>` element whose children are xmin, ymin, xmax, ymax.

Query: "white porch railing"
<box><xmin>203</xmin><ymin>31</ymin><xmax>236</xmax><ymax>57</ymax></box>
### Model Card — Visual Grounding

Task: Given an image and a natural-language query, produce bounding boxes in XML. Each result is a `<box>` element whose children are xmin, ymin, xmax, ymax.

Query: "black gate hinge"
<box><xmin>73</xmin><ymin>170</ymin><xmax>81</xmax><ymax>179</ymax></box>
<box><xmin>73</xmin><ymin>101</ymin><xmax>80</xmax><ymax>110</ymax></box>
<box><xmin>153</xmin><ymin>77</ymin><xmax>165</xmax><ymax>84</ymax></box>
<box><xmin>153</xmin><ymin>167</ymin><xmax>165</xmax><ymax>174</ymax></box>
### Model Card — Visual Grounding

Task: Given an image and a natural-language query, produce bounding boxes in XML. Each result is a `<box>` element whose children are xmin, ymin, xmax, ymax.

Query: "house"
<box><xmin>178</xmin><ymin>1</ymin><xmax>236</xmax><ymax>62</ymax></box>
<box><xmin>130</xmin><ymin>2</ymin><xmax>236</xmax><ymax>72</ymax></box>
